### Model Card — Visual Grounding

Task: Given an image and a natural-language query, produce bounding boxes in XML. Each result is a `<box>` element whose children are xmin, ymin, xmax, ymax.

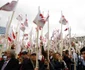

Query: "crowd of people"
<box><xmin>0</xmin><ymin>42</ymin><xmax>85</xmax><ymax>70</ymax></box>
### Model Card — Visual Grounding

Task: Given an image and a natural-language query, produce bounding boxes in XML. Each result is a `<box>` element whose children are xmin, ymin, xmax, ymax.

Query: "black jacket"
<box><xmin>50</xmin><ymin>59</ymin><xmax>65</xmax><ymax>70</ymax></box>
<box><xmin>0</xmin><ymin>58</ymin><xmax>19</xmax><ymax>70</ymax></box>
<box><xmin>77</xmin><ymin>59</ymin><xmax>85</xmax><ymax>70</ymax></box>
<box><xmin>21</xmin><ymin>59</ymin><xmax>47</xmax><ymax>70</ymax></box>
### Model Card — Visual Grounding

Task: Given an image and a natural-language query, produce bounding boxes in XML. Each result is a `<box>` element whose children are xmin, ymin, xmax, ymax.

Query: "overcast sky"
<box><xmin>0</xmin><ymin>0</ymin><xmax>85</xmax><ymax>38</ymax></box>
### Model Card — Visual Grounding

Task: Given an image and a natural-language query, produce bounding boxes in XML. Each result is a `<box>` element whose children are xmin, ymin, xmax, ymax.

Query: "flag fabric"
<box><xmin>33</xmin><ymin>9</ymin><xmax>46</xmax><ymax>28</ymax></box>
<box><xmin>40</xmin><ymin>36</ymin><xmax>43</xmax><ymax>40</ymax></box>
<box><xmin>12</xmin><ymin>30</ymin><xmax>16</xmax><ymax>39</ymax></box>
<box><xmin>53</xmin><ymin>29</ymin><xmax>59</xmax><ymax>35</ymax></box>
<box><xmin>8</xmin><ymin>37</ymin><xmax>12</xmax><ymax>42</ymax></box>
<box><xmin>39</xmin><ymin>26</ymin><xmax>42</xmax><ymax>30</ymax></box>
<box><xmin>51</xmin><ymin>29</ymin><xmax>59</xmax><ymax>38</ymax></box>
<box><xmin>16</xmin><ymin>15</ymin><xmax>23</xmax><ymax>21</ymax></box>
<box><xmin>24</xmin><ymin>18</ymin><xmax>28</xmax><ymax>27</ymax></box>
<box><xmin>39</xmin><ymin>14</ymin><xmax>46</xmax><ymax>23</ymax></box>
<box><xmin>24</xmin><ymin>34</ymin><xmax>28</xmax><ymax>37</ymax></box>
<box><xmin>8</xmin><ymin>27</ymin><xmax>16</xmax><ymax>42</ymax></box>
<box><xmin>39</xmin><ymin>13</ymin><xmax>49</xmax><ymax>23</ymax></box>
<box><xmin>57</xmin><ymin>32</ymin><xmax>61</xmax><ymax>40</ymax></box>
<box><xmin>64</xmin><ymin>27</ymin><xmax>69</xmax><ymax>31</ymax></box>
<box><xmin>43</xmin><ymin>38</ymin><xmax>46</xmax><ymax>43</ymax></box>
<box><xmin>66</xmin><ymin>33</ymin><xmax>69</xmax><ymax>36</ymax></box>
<box><xmin>24</xmin><ymin>19</ymin><xmax>28</xmax><ymax>27</ymax></box>
<box><xmin>39</xmin><ymin>13</ymin><xmax>44</xmax><ymax>18</ymax></box>
<box><xmin>59</xmin><ymin>15</ymin><xmax>68</xmax><ymax>25</ymax></box>
<box><xmin>45</xmin><ymin>14</ymin><xmax>49</xmax><ymax>22</ymax></box>
<box><xmin>35</xmin><ymin>27</ymin><xmax>41</xmax><ymax>31</ymax></box>
<box><xmin>51</xmin><ymin>29</ymin><xmax>61</xmax><ymax>42</ymax></box>
<box><xmin>0</xmin><ymin>1</ymin><xmax>17</xmax><ymax>11</ymax></box>
<box><xmin>27</xmin><ymin>41</ymin><xmax>31</xmax><ymax>48</ymax></box>
<box><xmin>25</xmin><ymin>37</ymin><xmax>28</xmax><ymax>40</ymax></box>
<box><xmin>20</xmin><ymin>23</ymin><xmax>25</xmax><ymax>32</ymax></box>
<box><xmin>45</xmin><ymin>32</ymin><xmax>49</xmax><ymax>39</ymax></box>
<box><xmin>35</xmin><ymin>27</ymin><xmax>39</xmax><ymax>31</ymax></box>
<box><xmin>23</xmin><ymin>33</ymin><xmax>28</xmax><ymax>40</ymax></box>
<box><xmin>8</xmin><ymin>27</ymin><xmax>12</xmax><ymax>42</ymax></box>
<box><xmin>24</xmin><ymin>14</ymin><xmax>28</xmax><ymax>27</ymax></box>
<box><xmin>39</xmin><ymin>36</ymin><xmax>46</xmax><ymax>42</ymax></box>
<box><xmin>0</xmin><ymin>26</ymin><xmax>6</xmax><ymax>34</ymax></box>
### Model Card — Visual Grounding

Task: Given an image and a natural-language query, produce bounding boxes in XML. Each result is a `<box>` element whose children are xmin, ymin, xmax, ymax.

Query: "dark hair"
<box><xmin>11</xmin><ymin>44</ymin><xmax>15</xmax><ymax>49</ymax></box>
<box><xmin>65</xmin><ymin>50</ymin><xmax>69</xmax><ymax>54</ymax></box>
<box><xmin>53</xmin><ymin>52</ymin><xmax>60</xmax><ymax>60</ymax></box>
<box><xmin>80</xmin><ymin>47</ymin><xmax>85</xmax><ymax>54</ymax></box>
<box><xmin>31</xmin><ymin>53</ymin><xmax>36</xmax><ymax>56</ymax></box>
<box><xmin>21</xmin><ymin>51</ymin><xmax>28</xmax><ymax>55</ymax></box>
<box><xmin>6</xmin><ymin>50</ymin><xmax>16</xmax><ymax>58</ymax></box>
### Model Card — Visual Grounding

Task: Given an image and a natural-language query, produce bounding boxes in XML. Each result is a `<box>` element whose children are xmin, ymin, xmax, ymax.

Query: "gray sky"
<box><xmin>0</xmin><ymin>0</ymin><xmax>85</xmax><ymax>37</ymax></box>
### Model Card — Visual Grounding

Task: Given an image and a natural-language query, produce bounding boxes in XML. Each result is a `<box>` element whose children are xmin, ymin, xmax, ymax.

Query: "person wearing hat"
<box><xmin>20</xmin><ymin>52</ymin><xmax>47</xmax><ymax>70</ymax></box>
<box><xmin>77</xmin><ymin>47</ymin><xmax>85</xmax><ymax>70</ymax></box>
<box><xmin>19</xmin><ymin>50</ymin><xmax>30</xmax><ymax>70</ymax></box>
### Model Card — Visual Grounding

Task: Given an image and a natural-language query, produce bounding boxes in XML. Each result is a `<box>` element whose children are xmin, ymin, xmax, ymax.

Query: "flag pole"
<box><xmin>30</xmin><ymin>28</ymin><xmax>33</xmax><ymax>53</ymax></box>
<box><xmin>60</xmin><ymin>11</ymin><xmax>63</xmax><ymax>56</ymax></box>
<box><xmin>56</xmin><ymin>39</ymin><xmax>58</xmax><ymax>52</ymax></box>
<box><xmin>15</xmin><ymin>24</ymin><xmax>20</xmax><ymax>54</ymax></box>
<box><xmin>47</xmin><ymin>11</ymin><xmax>50</xmax><ymax>70</ymax></box>
<box><xmin>69</xmin><ymin>27</ymin><xmax>71</xmax><ymax>54</ymax></box>
<box><xmin>40</xmin><ymin>28</ymin><xmax>43</xmax><ymax>43</ymax></box>
<box><xmin>35</xmin><ymin>6</ymin><xmax>40</xmax><ymax>69</ymax></box>
<box><xmin>14</xmin><ymin>20</ymin><xmax>20</xmax><ymax>46</ymax></box>
<box><xmin>6</xmin><ymin>11</ymin><xmax>15</xmax><ymax>50</ymax></box>
<box><xmin>69</xmin><ymin>27</ymin><xmax>76</xmax><ymax>70</ymax></box>
<box><xmin>5</xmin><ymin>0</ymin><xmax>19</xmax><ymax>50</ymax></box>
<box><xmin>22</xmin><ymin>30</ymin><xmax>25</xmax><ymax>44</ymax></box>
<box><xmin>36</xmin><ymin>26</ymin><xmax>39</xmax><ymax>69</ymax></box>
<box><xmin>14</xmin><ymin>15</ymin><xmax>22</xmax><ymax>54</ymax></box>
<box><xmin>41</xmin><ymin>11</ymin><xmax>44</xmax><ymax>43</ymax></box>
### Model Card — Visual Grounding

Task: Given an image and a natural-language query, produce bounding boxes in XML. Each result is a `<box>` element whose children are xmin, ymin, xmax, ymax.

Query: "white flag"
<box><xmin>59</xmin><ymin>15</ymin><xmax>68</xmax><ymax>25</ymax></box>
<box><xmin>16</xmin><ymin>15</ymin><xmax>23</xmax><ymax>21</ymax></box>
<box><xmin>0</xmin><ymin>1</ymin><xmax>17</xmax><ymax>11</ymax></box>
<box><xmin>45</xmin><ymin>32</ymin><xmax>49</xmax><ymax>39</ymax></box>
<box><xmin>24</xmin><ymin>14</ymin><xmax>28</xmax><ymax>27</ymax></box>
<box><xmin>20</xmin><ymin>23</ymin><xmax>25</xmax><ymax>32</ymax></box>
<box><xmin>33</xmin><ymin>9</ymin><xmax>46</xmax><ymax>28</ymax></box>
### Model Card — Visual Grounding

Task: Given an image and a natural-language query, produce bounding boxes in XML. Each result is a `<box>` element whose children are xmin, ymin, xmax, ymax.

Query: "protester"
<box><xmin>63</xmin><ymin>50</ymin><xmax>74</xmax><ymax>70</ymax></box>
<box><xmin>77</xmin><ymin>47</ymin><xmax>85</xmax><ymax>70</ymax></box>
<box><xmin>19</xmin><ymin>50</ymin><xmax>30</xmax><ymax>70</ymax></box>
<box><xmin>50</xmin><ymin>52</ymin><xmax>66</xmax><ymax>70</ymax></box>
<box><xmin>0</xmin><ymin>50</ymin><xmax>19</xmax><ymax>70</ymax></box>
<box><xmin>19</xmin><ymin>51</ymin><xmax>47</xmax><ymax>70</ymax></box>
